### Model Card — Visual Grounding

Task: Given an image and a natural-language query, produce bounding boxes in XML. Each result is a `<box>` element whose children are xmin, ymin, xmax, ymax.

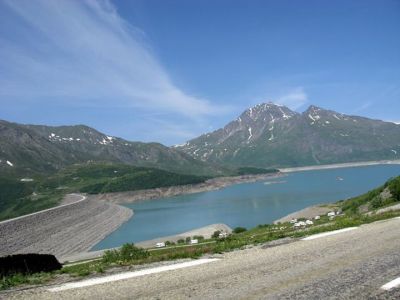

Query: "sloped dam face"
<box><xmin>93</xmin><ymin>164</ymin><xmax>400</xmax><ymax>250</ymax></box>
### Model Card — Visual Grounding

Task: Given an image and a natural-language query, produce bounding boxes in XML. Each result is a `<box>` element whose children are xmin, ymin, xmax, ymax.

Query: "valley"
<box><xmin>1</xmin><ymin>103</ymin><xmax>400</xmax><ymax>222</ymax></box>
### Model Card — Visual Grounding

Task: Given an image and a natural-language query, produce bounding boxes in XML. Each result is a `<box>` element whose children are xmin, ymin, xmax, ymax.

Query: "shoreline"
<box><xmin>278</xmin><ymin>159</ymin><xmax>400</xmax><ymax>173</ymax></box>
<box><xmin>61</xmin><ymin>223</ymin><xmax>233</xmax><ymax>263</ymax></box>
<box><xmin>273</xmin><ymin>204</ymin><xmax>338</xmax><ymax>224</ymax></box>
<box><xmin>90</xmin><ymin>172</ymin><xmax>283</xmax><ymax>205</ymax></box>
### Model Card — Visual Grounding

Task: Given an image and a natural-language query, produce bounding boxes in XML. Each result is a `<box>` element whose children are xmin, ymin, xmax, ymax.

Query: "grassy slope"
<box><xmin>0</xmin><ymin>163</ymin><xmax>209</xmax><ymax>221</ymax></box>
<box><xmin>338</xmin><ymin>175</ymin><xmax>400</xmax><ymax>213</ymax></box>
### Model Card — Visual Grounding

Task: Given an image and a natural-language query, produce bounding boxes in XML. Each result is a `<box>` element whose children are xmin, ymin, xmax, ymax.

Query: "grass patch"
<box><xmin>0</xmin><ymin>272</ymin><xmax>53</xmax><ymax>290</ymax></box>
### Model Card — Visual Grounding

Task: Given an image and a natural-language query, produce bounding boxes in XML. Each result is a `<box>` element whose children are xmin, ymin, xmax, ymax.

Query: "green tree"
<box><xmin>233</xmin><ymin>227</ymin><xmax>247</xmax><ymax>234</ymax></box>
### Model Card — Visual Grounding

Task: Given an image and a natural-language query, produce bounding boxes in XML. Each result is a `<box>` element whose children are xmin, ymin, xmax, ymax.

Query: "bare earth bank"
<box><xmin>279</xmin><ymin>159</ymin><xmax>400</xmax><ymax>173</ymax></box>
<box><xmin>90</xmin><ymin>173</ymin><xmax>283</xmax><ymax>205</ymax></box>
<box><xmin>273</xmin><ymin>204</ymin><xmax>338</xmax><ymax>224</ymax></box>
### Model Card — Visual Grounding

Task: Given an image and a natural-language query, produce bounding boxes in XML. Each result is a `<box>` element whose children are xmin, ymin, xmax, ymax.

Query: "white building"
<box><xmin>305</xmin><ymin>220</ymin><xmax>314</xmax><ymax>225</ymax></box>
<box><xmin>290</xmin><ymin>218</ymin><xmax>298</xmax><ymax>224</ymax></box>
<box><xmin>190</xmin><ymin>239</ymin><xmax>199</xmax><ymax>244</ymax></box>
<box><xmin>327</xmin><ymin>212</ymin><xmax>336</xmax><ymax>217</ymax></box>
<box><xmin>314</xmin><ymin>215</ymin><xmax>320</xmax><ymax>220</ymax></box>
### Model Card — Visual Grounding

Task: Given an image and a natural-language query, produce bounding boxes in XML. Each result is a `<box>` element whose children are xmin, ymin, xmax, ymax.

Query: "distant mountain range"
<box><xmin>0</xmin><ymin>120</ymin><xmax>225</xmax><ymax>176</ymax></box>
<box><xmin>176</xmin><ymin>103</ymin><xmax>400</xmax><ymax>168</ymax></box>
<box><xmin>1</xmin><ymin>102</ymin><xmax>400</xmax><ymax>176</ymax></box>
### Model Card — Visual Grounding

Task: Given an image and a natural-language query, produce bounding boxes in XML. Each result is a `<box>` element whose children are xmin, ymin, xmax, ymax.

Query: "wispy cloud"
<box><xmin>276</xmin><ymin>87</ymin><xmax>308</xmax><ymax>110</ymax></box>
<box><xmin>0</xmin><ymin>0</ymin><xmax>225</xmax><ymax>122</ymax></box>
<box><xmin>354</xmin><ymin>101</ymin><xmax>373</xmax><ymax>112</ymax></box>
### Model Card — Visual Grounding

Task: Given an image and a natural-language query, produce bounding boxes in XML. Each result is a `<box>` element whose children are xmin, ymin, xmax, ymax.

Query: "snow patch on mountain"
<box><xmin>173</xmin><ymin>142</ymin><xmax>189</xmax><ymax>148</ymax></box>
<box><xmin>248</xmin><ymin>127</ymin><xmax>253</xmax><ymax>141</ymax></box>
<box><xmin>268</xmin><ymin>132</ymin><xmax>274</xmax><ymax>141</ymax></box>
<box><xmin>279</xmin><ymin>107</ymin><xmax>291</xmax><ymax>120</ymax></box>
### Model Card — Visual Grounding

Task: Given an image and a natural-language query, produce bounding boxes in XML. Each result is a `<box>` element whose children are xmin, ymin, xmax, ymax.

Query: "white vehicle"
<box><xmin>218</xmin><ymin>232</ymin><xmax>228</xmax><ymax>238</ymax></box>
<box><xmin>155</xmin><ymin>242</ymin><xmax>165</xmax><ymax>248</ymax></box>
<box><xmin>190</xmin><ymin>239</ymin><xmax>199</xmax><ymax>244</ymax></box>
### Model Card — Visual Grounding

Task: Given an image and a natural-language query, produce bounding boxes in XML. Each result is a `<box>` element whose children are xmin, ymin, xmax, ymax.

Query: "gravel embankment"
<box><xmin>0</xmin><ymin>195</ymin><xmax>133</xmax><ymax>259</ymax></box>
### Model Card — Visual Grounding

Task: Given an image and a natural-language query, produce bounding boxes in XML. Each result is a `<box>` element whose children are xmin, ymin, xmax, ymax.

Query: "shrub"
<box><xmin>193</xmin><ymin>235</ymin><xmax>204</xmax><ymax>241</ymax></box>
<box><xmin>185</xmin><ymin>237</ymin><xmax>191</xmax><ymax>243</ymax></box>
<box><xmin>102</xmin><ymin>243</ymin><xmax>149</xmax><ymax>264</ymax></box>
<box><xmin>370</xmin><ymin>196</ymin><xmax>383</xmax><ymax>209</ymax></box>
<box><xmin>0</xmin><ymin>254</ymin><xmax>61</xmax><ymax>277</ymax></box>
<box><xmin>119</xmin><ymin>243</ymin><xmax>149</xmax><ymax>261</ymax></box>
<box><xmin>233</xmin><ymin>227</ymin><xmax>247</xmax><ymax>234</ymax></box>
<box><xmin>177</xmin><ymin>239</ymin><xmax>185</xmax><ymax>244</ymax></box>
<box><xmin>212</xmin><ymin>231</ymin><xmax>221</xmax><ymax>239</ymax></box>
<box><xmin>102</xmin><ymin>249</ymin><xmax>119</xmax><ymax>264</ymax></box>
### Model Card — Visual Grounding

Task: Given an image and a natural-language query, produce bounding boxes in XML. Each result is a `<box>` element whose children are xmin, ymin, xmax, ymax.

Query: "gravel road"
<box><xmin>0</xmin><ymin>195</ymin><xmax>132</xmax><ymax>259</ymax></box>
<box><xmin>6</xmin><ymin>217</ymin><xmax>400</xmax><ymax>299</ymax></box>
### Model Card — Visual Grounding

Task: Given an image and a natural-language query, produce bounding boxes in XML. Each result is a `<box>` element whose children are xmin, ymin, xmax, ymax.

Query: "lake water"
<box><xmin>93</xmin><ymin>164</ymin><xmax>400</xmax><ymax>250</ymax></box>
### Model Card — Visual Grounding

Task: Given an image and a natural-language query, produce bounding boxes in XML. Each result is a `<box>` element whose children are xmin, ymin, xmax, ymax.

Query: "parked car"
<box><xmin>155</xmin><ymin>242</ymin><xmax>165</xmax><ymax>248</ymax></box>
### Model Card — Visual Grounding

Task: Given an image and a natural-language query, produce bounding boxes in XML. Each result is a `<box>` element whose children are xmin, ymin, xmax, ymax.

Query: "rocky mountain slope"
<box><xmin>176</xmin><ymin>102</ymin><xmax>400</xmax><ymax>168</ymax></box>
<box><xmin>0</xmin><ymin>120</ymin><xmax>224</xmax><ymax>176</ymax></box>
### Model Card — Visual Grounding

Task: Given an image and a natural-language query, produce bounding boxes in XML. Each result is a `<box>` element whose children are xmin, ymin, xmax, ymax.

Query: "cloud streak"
<box><xmin>276</xmin><ymin>87</ymin><xmax>308</xmax><ymax>110</ymax></box>
<box><xmin>0</xmin><ymin>0</ymin><xmax>221</xmax><ymax>119</ymax></box>
<box><xmin>354</xmin><ymin>101</ymin><xmax>373</xmax><ymax>112</ymax></box>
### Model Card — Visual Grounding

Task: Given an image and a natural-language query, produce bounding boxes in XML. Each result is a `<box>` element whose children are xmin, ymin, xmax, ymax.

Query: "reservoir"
<box><xmin>93</xmin><ymin>164</ymin><xmax>400</xmax><ymax>250</ymax></box>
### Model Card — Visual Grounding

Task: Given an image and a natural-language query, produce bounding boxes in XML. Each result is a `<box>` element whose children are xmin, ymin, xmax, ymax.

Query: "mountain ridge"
<box><xmin>0</xmin><ymin>119</ymin><xmax>226</xmax><ymax>177</ymax></box>
<box><xmin>176</xmin><ymin>102</ymin><xmax>400</xmax><ymax>168</ymax></box>
<box><xmin>1</xmin><ymin>102</ymin><xmax>400</xmax><ymax>176</ymax></box>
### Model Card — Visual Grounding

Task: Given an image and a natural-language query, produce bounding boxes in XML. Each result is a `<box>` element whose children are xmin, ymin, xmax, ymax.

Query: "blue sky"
<box><xmin>0</xmin><ymin>0</ymin><xmax>399</xmax><ymax>145</ymax></box>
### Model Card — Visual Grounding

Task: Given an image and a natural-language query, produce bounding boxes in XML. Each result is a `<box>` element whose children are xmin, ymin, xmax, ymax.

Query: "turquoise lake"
<box><xmin>93</xmin><ymin>164</ymin><xmax>400</xmax><ymax>250</ymax></box>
